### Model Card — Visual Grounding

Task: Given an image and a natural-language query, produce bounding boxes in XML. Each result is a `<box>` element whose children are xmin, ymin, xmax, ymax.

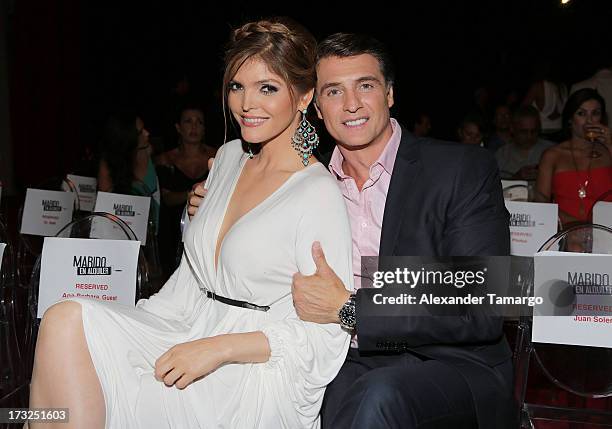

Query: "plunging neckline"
<box><xmin>213</xmin><ymin>155</ymin><xmax>320</xmax><ymax>272</ymax></box>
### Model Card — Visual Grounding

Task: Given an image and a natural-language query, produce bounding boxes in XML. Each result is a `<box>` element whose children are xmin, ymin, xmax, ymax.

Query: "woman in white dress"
<box><xmin>29</xmin><ymin>18</ymin><xmax>353</xmax><ymax>429</ymax></box>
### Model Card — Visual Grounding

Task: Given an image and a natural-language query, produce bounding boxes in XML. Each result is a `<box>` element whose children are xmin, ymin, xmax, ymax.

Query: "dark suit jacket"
<box><xmin>324</xmin><ymin>128</ymin><xmax>514</xmax><ymax>428</ymax></box>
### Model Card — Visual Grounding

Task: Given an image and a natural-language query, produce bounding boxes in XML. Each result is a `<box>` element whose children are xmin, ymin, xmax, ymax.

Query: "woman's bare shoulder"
<box><xmin>541</xmin><ymin>141</ymin><xmax>568</xmax><ymax>162</ymax></box>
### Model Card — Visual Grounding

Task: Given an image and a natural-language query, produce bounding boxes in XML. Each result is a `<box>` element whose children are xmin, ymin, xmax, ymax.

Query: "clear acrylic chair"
<box><xmin>503</xmin><ymin>183</ymin><xmax>530</xmax><ymax>202</ymax></box>
<box><xmin>0</xmin><ymin>219</ymin><xmax>27</xmax><ymax>410</ymax></box>
<box><xmin>23</xmin><ymin>212</ymin><xmax>150</xmax><ymax>382</ymax></box>
<box><xmin>16</xmin><ymin>177</ymin><xmax>80</xmax><ymax>288</ymax></box>
<box><xmin>132</xmin><ymin>179</ymin><xmax>164</xmax><ymax>296</ymax></box>
<box><xmin>514</xmin><ymin>223</ymin><xmax>612</xmax><ymax>428</ymax></box>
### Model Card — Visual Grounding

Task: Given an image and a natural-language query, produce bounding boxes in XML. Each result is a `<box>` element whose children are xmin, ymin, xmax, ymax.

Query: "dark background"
<box><xmin>6</xmin><ymin>0</ymin><xmax>612</xmax><ymax>191</ymax></box>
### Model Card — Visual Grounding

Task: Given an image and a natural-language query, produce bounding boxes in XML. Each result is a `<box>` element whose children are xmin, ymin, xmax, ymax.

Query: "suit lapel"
<box><xmin>379</xmin><ymin>130</ymin><xmax>421</xmax><ymax>256</ymax></box>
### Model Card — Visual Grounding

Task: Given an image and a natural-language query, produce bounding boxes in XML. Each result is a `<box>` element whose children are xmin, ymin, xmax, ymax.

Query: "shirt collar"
<box><xmin>328</xmin><ymin>118</ymin><xmax>402</xmax><ymax>179</ymax></box>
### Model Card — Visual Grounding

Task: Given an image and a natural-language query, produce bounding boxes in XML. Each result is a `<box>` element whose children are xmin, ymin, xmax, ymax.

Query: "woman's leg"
<box><xmin>29</xmin><ymin>301</ymin><xmax>105</xmax><ymax>428</ymax></box>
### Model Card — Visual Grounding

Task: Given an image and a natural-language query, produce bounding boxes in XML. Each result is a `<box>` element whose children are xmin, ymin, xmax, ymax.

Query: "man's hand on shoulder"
<box><xmin>292</xmin><ymin>242</ymin><xmax>351</xmax><ymax>324</ymax></box>
<box><xmin>187</xmin><ymin>157</ymin><xmax>214</xmax><ymax>220</ymax></box>
<box><xmin>187</xmin><ymin>183</ymin><xmax>208</xmax><ymax>219</ymax></box>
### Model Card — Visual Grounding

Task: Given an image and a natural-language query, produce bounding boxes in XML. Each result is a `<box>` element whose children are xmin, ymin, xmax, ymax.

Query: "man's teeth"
<box><xmin>345</xmin><ymin>118</ymin><xmax>367</xmax><ymax>126</ymax></box>
<box><xmin>243</xmin><ymin>118</ymin><xmax>266</xmax><ymax>124</ymax></box>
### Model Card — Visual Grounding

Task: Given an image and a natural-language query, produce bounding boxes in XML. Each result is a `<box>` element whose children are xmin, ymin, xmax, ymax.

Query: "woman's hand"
<box><xmin>154</xmin><ymin>336</ymin><xmax>230</xmax><ymax>389</ymax></box>
<box><xmin>584</xmin><ymin>124</ymin><xmax>612</xmax><ymax>150</ymax></box>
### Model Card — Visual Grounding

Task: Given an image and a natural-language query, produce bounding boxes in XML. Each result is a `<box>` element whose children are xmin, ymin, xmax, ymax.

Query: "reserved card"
<box><xmin>64</xmin><ymin>175</ymin><xmax>98</xmax><ymax>212</ymax></box>
<box><xmin>532</xmin><ymin>251</ymin><xmax>612</xmax><ymax>348</ymax></box>
<box><xmin>593</xmin><ymin>201</ymin><xmax>612</xmax><ymax>228</ymax></box>
<box><xmin>92</xmin><ymin>192</ymin><xmax>150</xmax><ymax>245</ymax></box>
<box><xmin>37</xmin><ymin>237</ymin><xmax>140</xmax><ymax>317</ymax></box>
<box><xmin>505</xmin><ymin>201</ymin><xmax>558</xmax><ymax>257</ymax></box>
<box><xmin>20</xmin><ymin>189</ymin><xmax>75</xmax><ymax>237</ymax></box>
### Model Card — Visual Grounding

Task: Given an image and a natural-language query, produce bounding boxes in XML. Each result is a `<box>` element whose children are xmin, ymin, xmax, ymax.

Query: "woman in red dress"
<box><xmin>536</xmin><ymin>88</ymin><xmax>612</xmax><ymax>227</ymax></box>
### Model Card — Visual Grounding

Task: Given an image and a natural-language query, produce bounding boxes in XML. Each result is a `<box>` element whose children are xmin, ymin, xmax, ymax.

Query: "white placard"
<box><xmin>593</xmin><ymin>201</ymin><xmax>612</xmax><ymax>253</ymax></box>
<box><xmin>92</xmin><ymin>192</ymin><xmax>150</xmax><ymax>245</ymax></box>
<box><xmin>593</xmin><ymin>201</ymin><xmax>612</xmax><ymax>228</ymax></box>
<box><xmin>0</xmin><ymin>242</ymin><xmax>5</xmax><ymax>271</ymax></box>
<box><xmin>63</xmin><ymin>175</ymin><xmax>98</xmax><ymax>212</ymax></box>
<box><xmin>532</xmin><ymin>251</ymin><xmax>612</xmax><ymax>348</ymax></box>
<box><xmin>502</xmin><ymin>180</ymin><xmax>529</xmax><ymax>201</ymax></box>
<box><xmin>20</xmin><ymin>189</ymin><xmax>75</xmax><ymax>237</ymax></box>
<box><xmin>505</xmin><ymin>201</ymin><xmax>558</xmax><ymax>257</ymax></box>
<box><xmin>37</xmin><ymin>237</ymin><xmax>140</xmax><ymax>317</ymax></box>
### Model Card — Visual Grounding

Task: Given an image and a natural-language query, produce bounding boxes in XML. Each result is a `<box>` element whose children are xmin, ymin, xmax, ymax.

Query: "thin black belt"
<box><xmin>205</xmin><ymin>290</ymin><xmax>270</xmax><ymax>312</ymax></box>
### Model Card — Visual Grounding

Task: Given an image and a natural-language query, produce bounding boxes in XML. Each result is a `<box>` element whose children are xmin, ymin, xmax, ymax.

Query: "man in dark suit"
<box><xmin>187</xmin><ymin>33</ymin><xmax>513</xmax><ymax>429</ymax></box>
<box><xmin>290</xmin><ymin>33</ymin><xmax>514</xmax><ymax>428</ymax></box>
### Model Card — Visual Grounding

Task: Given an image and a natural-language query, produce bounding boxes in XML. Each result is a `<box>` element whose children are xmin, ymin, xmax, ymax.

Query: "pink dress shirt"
<box><xmin>328</xmin><ymin>118</ymin><xmax>402</xmax><ymax>290</ymax></box>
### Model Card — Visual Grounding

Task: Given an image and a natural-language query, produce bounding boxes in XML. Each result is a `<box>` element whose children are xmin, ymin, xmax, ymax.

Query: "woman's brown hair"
<box><xmin>223</xmin><ymin>17</ymin><xmax>317</xmax><ymax>103</ymax></box>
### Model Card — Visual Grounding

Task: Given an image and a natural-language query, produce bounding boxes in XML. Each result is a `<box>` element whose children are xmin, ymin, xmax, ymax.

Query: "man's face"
<box><xmin>315</xmin><ymin>54</ymin><xmax>394</xmax><ymax>149</ymax></box>
<box><xmin>512</xmin><ymin>116</ymin><xmax>539</xmax><ymax>148</ymax></box>
<box><xmin>458</xmin><ymin>123</ymin><xmax>482</xmax><ymax>145</ymax></box>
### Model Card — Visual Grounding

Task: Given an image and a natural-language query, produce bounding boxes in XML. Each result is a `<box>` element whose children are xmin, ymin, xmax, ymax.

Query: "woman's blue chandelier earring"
<box><xmin>247</xmin><ymin>143</ymin><xmax>254</xmax><ymax>159</ymax></box>
<box><xmin>292</xmin><ymin>108</ymin><xmax>319</xmax><ymax>166</ymax></box>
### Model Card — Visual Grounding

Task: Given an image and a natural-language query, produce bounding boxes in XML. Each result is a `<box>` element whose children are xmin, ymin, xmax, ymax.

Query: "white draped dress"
<box><xmin>68</xmin><ymin>139</ymin><xmax>353</xmax><ymax>428</ymax></box>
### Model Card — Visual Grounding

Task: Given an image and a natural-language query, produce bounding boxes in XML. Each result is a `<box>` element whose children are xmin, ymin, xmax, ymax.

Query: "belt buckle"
<box><xmin>205</xmin><ymin>289</ymin><xmax>216</xmax><ymax>301</ymax></box>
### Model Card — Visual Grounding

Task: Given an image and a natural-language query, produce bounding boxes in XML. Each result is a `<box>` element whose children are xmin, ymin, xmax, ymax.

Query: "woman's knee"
<box><xmin>40</xmin><ymin>301</ymin><xmax>83</xmax><ymax>332</ymax></box>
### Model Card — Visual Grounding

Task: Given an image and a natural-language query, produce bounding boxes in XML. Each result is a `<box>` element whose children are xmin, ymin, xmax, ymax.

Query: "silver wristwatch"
<box><xmin>338</xmin><ymin>293</ymin><xmax>356</xmax><ymax>331</ymax></box>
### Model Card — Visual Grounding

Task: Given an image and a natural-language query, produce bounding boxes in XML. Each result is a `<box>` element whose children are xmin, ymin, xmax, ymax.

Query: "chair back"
<box><xmin>23</xmin><ymin>212</ymin><xmax>150</xmax><ymax>379</ymax></box>
<box><xmin>514</xmin><ymin>223</ymin><xmax>612</xmax><ymax>427</ymax></box>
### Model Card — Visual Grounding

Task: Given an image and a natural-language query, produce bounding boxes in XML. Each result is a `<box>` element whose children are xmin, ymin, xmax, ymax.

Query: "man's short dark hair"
<box><xmin>316</xmin><ymin>33</ymin><xmax>395</xmax><ymax>86</ymax></box>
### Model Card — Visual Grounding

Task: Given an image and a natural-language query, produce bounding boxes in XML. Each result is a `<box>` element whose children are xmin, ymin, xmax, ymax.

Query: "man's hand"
<box><xmin>154</xmin><ymin>336</ymin><xmax>229</xmax><ymax>389</ymax></box>
<box><xmin>187</xmin><ymin>182</ymin><xmax>207</xmax><ymax>219</ymax></box>
<box><xmin>187</xmin><ymin>157</ymin><xmax>214</xmax><ymax>219</ymax></box>
<box><xmin>292</xmin><ymin>241</ymin><xmax>351</xmax><ymax>324</ymax></box>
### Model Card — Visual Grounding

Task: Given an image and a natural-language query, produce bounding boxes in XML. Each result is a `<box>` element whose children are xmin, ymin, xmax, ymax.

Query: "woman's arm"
<box><xmin>534</xmin><ymin>147</ymin><xmax>555</xmax><ymax>203</ymax></box>
<box><xmin>154</xmin><ymin>332</ymin><xmax>270</xmax><ymax>389</ymax></box>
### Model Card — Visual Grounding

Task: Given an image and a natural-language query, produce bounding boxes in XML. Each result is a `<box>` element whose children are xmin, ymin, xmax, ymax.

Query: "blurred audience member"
<box><xmin>496</xmin><ymin>105</ymin><xmax>554</xmax><ymax>180</ymax></box>
<box><xmin>571</xmin><ymin>58</ymin><xmax>612</xmax><ymax>126</ymax></box>
<box><xmin>536</xmin><ymin>89</ymin><xmax>612</xmax><ymax>225</ymax></box>
<box><xmin>409</xmin><ymin>111</ymin><xmax>432</xmax><ymax>138</ymax></box>
<box><xmin>486</xmin><ymin>104</ymin><xmax>512</xmax><ymax>152</ymax></box>
<box><xmin>155</xmin><ymin>101</ymin><xmax>217</xmax><ymax>276</ymax></box>
<box><xmin>98</xmin><ymin>112</ymin><xmax>160</xmax><ymax>231</ymax></box>
<box><xmin>458</xmin><ymin>113</ymin><xmax>485</xmax><ymax>147</ymax></box>
<box><xmin>522</xmin><ymin>61</ymin><xmax>567</xmax><ymax>139</ymax></box>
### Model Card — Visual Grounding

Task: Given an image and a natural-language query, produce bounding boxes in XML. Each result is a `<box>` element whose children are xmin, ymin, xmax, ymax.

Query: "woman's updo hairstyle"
<box><xmin>222</xmin><ymin>17</ymin><xmax>317</xmax><ymax>104</ymax></box>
